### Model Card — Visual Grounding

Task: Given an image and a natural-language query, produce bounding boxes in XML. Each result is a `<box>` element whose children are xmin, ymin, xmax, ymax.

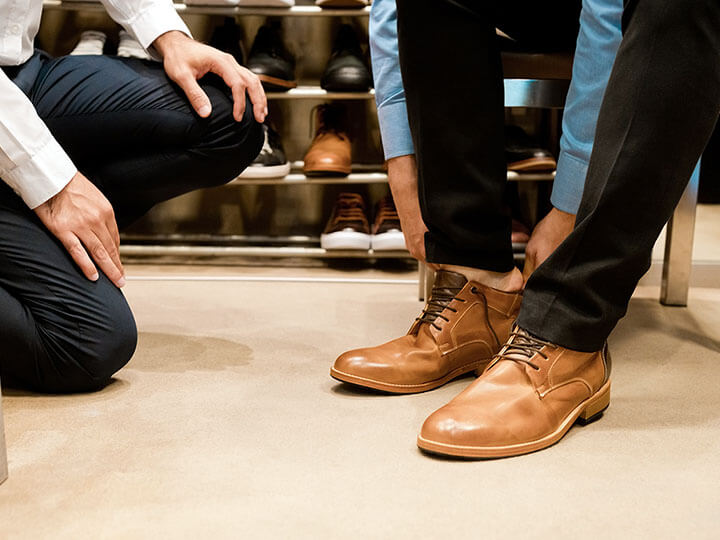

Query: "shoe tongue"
<box><xmin>417</xmin><ymin>270</ymin><xmax>468</xmax><ymax>325</ymax></box>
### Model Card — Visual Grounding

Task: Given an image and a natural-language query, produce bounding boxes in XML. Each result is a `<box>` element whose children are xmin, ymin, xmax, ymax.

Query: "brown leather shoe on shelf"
<box><xmin>321</xmin><ymin>193</ymin><xmax>371</xmax><ymax>250</ymax></box>
<box><xmin>303</xmin><ymin>104</ymin><xmax>352</xmax><ymax>177</ymax></box>
<box><xmin>418</xmin><ymin>327</ymin><xmax>611</xmax><ymax>458</ymax></box>
<box><xmin>330</xmin><ymin>270</ymin><xmax>523</xmax><ymax>393</ymax></box>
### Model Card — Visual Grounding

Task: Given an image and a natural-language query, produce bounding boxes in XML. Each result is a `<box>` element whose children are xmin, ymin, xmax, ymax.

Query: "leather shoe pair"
<box><xmin>331</xmin><ymin>270</ymin><xmax>610</xmax><ymax>458</ymax></box>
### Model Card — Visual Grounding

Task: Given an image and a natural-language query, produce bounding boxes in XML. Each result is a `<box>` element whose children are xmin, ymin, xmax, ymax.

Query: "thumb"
<box><xmin>177</xmin><ymin>74</ymin><xmax>212</xmax><ymax>117</ymax></box>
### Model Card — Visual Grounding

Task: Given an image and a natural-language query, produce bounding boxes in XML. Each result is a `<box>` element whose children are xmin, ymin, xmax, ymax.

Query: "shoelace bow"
<box><xmin>493</xmin><ymin>329</ymin><xmax>556</xmax><ymax>371</ymax></box>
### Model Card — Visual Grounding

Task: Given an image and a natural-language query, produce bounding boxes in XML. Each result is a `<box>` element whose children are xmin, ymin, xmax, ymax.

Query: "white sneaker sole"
<box><xmin>371</xmin><ymin>231</ymin><xmax>406</xmax><ymax>251</ymax></box>
<box><xmin>237</xmin><ymin>162</ymin><xmax>291</xmax><ymax>179</ymax></box>
<box><xmin>321</xmin><ymin>232</ymin><xmax>371</xmax><ymax>250</ymax></box>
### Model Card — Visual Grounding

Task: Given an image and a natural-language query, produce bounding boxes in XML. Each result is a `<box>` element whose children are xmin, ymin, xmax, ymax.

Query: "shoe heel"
<box><xmin>577</xmin><ymin>383</ymin><xmax>611</xmax><ymax>425</ymax></box>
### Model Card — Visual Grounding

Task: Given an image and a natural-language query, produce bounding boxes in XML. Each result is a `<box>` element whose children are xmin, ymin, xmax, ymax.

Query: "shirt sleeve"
<box><xmin>551</xmin><ymin>0</ymin><xmax>623</xmax><ymax>214</ymax></box>
<box><xmin>99</xmin><ymin>0</ymin><xmax>192</xmax><ymax>57</ymax></box>
<box><xmin>369</xmin><ymin>0</ymin><xmax>415</xmax><ymax>160</ymax></box>
<box><xmin>0</xmin><ymin>70</ymin><xmax>77</xmax><ymax>209</ymax></box>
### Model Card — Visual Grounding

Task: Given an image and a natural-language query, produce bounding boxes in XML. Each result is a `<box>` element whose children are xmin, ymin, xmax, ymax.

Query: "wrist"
<box><xmin>152</xmin><ymin>30</ymin><xmax>190</xmax><ymax>58</ymax></box>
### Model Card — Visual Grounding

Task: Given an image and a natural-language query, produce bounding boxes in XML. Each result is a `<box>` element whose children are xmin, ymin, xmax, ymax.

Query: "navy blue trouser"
<box><xmin>0</xmin><ymin>52</ymin><xmax>262</xmax><ymax>392</ymax></box>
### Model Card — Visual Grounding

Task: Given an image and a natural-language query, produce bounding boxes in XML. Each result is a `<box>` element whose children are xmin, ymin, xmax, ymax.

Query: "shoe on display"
<box><xmin>321</xmin><ymin>25</ymin><xmax>372</xmax><ymax>92</ymax></box>
<box><xmin>505</xmin><ymin>125</ymin><xmax>557</xmax><ymax>172</ymax></box>
<box><xmin>69</xmin><ymin>30</ymin><xmax>106</xmax><ymax>56</ymax></box>
<box><xmin>331</xmin><ymin>270</ymin><xmax>523</xmax><ymax>393</ymax></box>
<box><xmin>117</xmin><ymin>30</ymin><xmax>151</xmax><ymax>60</ymax></box>
<box><xmin>238</xmin><ymin>123</ymin><xmax>291</xmax><ymax>179</ymax></box>
<box><xmin>247</xmin><ymin>24</ymin><xmax>297</xmax><ymax>92</ymax></box>
<box><xmin>303</xmin><ymin>104</ymin><xmax>352</xmax><ymax>177</ymax></box>
<box><xmin>371</xmin><ymin>195</ymin><xmax>405</xmax><ymax>251</ymax></box>
<box><xmin>209</xmin><ymin>19</ymin><xmax>245</xmax><ymax>65</ymax></box>
<box><xmin>418</xmin><ymin>327</ymin><xmax>611</xmax><ymax>458</ymax></box>
<box><xmin>316</xmin><ymin>0</ymin><xmax>368</xmax><ymax>8</ymax></box>
<box><xmin>320</xmin><ymin>193</ymin><xmax>371</xmax><ymax>250</ymax></box>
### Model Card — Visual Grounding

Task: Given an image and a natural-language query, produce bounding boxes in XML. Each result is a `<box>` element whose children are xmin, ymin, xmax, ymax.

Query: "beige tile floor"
<box><xmin>1</xmin><ymin>206</ymin><xmax>720</xmax><ymax>539</ymax></box>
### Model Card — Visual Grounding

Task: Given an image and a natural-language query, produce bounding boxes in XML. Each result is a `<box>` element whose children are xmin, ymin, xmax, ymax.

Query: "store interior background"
<box><xmin>1</xmin><ymin>2</ymin><xmax>719</xmax><ymax>537</ymax></box>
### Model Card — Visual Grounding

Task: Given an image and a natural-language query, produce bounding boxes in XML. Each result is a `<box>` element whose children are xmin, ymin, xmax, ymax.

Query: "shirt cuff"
<box><xmin>551</xmin><ymin>150</ymin><xmax>588</xmax><ymax>215</ymax></box>
<box><xmin>129</xmin><ymin>3</ymin><xmax>192</xmax><ymax>53</ymax></box>
<box><xmin>377</xmin><ymin>101</ymin><xmax>415</xmax><ymax>160</ymax></box>
<box><xmin>1</xmin><ymin>135</ymin><xmax>76</xmax><ymax>209</ymax></box>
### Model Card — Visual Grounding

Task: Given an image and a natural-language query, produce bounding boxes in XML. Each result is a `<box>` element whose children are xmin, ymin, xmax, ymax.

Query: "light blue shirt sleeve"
<box><xmin>369</xmin><ymin>0</ymin><xmax>415</xmax><ymax>160</ymax></box>
<box><xmin>551</xmin><ymin>0</ymin><xmax>623</xmax><ymax>214</ymax></box>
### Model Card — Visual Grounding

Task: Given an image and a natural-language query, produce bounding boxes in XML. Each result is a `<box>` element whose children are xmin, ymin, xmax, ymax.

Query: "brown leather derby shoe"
<box><xmin>418</xmin><ymin>327</ymin><xmax>611</xmax><ymax>458</ymax></box>
<box><xmin>330</xmin><ymin>270</ymin><xmax>522</xmax><ymax>393</ymax></box>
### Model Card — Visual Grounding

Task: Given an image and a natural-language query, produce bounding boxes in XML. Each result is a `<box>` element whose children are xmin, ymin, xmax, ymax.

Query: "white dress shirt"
<box><xmin>0</xmin><ymin>0</ymin><xmax>190</xmax><ymax>208</ymax></box>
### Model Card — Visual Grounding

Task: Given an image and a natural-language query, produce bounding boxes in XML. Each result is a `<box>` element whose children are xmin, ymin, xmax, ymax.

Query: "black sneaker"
<box><xmin>247</xmin><ymin>24</ymin><xmax>297</xmax><ymax>92</ymax></box>
<box><xmin>371</xmin><ymin>195</ymin><xmax>406</xmax><ymax>251</ymax></box>
<box><xmin>209</xmin><ymin>18</ymin><xmax>245</xmax><ymax>65</ymax></box>
<box><xmin>321</xmin><ymin>25</ymin><xmax>372</xmax><ymax>92</ymax></box>
<box><xmin>239</xmin><ymin>123</ymin><xmax>291</xmax><ymax>179</ymax></box>
<box><xmin>505</xmin><ymin>125</ymin><xmax>556</xmax><ymax>173</ymax></box>
<box><xmin>321</xmin><ymin>193</ymin><xmax>371</xmax><ymax>250</ymax></box>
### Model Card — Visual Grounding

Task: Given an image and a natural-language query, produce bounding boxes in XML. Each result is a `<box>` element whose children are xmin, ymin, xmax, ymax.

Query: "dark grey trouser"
<box><xmin>519</xmin><ymin>0</ymin><xmax>720</xmax><ymax>350</ymax></box>
<box><xmin>0</xmin><ymin>52</ymin><xmax>263</xmax><ymax>392</ymax></box>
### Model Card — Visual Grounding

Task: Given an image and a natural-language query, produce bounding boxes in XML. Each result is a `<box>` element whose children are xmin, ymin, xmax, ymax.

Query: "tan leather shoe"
<box><xmin>330</xmin><ymin>270</ymin><xmax>523</xmax><ymax>393</ymax></box>
<box><xmin>303</xmin><ymin>105</ymin><xmax>352</xmax><ymax>177</ymax></box>
<box><xmin>418</xmin><ymin>327</ymin><xmax>611</xmax><ymax>458</ymax></box>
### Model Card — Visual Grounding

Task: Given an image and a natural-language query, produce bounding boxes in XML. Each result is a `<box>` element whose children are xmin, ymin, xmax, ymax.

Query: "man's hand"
<box><xmin>387</xmin><ymin>155</ymin><xmax>436</xmax><ymax>268</ymax></box>
<box><xmin>34</xmin><ymin>172</ymin><xmax>125</xmax><ymax>288</ymax></box>
<box><xmin>153</xmin><ymin>30</ymin><xmax>267</xmax><ymax>124</ymax></box>
<box><xmin>522</xmin><ymin>207</ymin><xmax>576</xmax><ymax>283</ymax></box>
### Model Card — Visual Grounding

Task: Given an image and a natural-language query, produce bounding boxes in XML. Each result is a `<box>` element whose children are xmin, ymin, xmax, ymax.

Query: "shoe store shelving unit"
<box><xmin>40</xmin><ymin>1</ymin><xmax>558</xmax><ymax>275</ymax></box>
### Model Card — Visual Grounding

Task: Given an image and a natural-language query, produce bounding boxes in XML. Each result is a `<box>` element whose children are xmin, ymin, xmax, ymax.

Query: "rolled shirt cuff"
<box><xmin>376</xmin><ymin>100</ymin><xmax>415</xmax><ymax>160</ymax></box>
<box><xmin>1</xmin><ymin>134</ymin><xmax>76</xmax><ymax>209</ymax></box>
<box><xmin>551</xmin><ymin>150</ymin><xmax>588</xmax><ymax>215</ymax></box>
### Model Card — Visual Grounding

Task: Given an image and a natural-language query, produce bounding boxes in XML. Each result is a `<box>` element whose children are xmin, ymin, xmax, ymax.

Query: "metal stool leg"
<box><xmin>418</xmin><ymin>262</ymin><xmax>426</xmax><ymax>301</ymax></box>
<box><xmin>0</xmin><ymin>378</ymin><xmax>7</xmax><ymax>485</ymax></box>
<box><xmin>661</xmin><ymin>166</ymin><xmax>700</xmax><ymax>306</ymax></box>
<box><xmin>424</xmin><ymin>265</ymin><xmax>436</xmax><ymax>302</ymax></box>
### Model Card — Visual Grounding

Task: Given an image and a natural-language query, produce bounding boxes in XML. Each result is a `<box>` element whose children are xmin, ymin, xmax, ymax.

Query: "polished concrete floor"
<box><xmin>1</xmin><ymin>267</ymin><xmax>720</xmax><ymax>538</ymax></box>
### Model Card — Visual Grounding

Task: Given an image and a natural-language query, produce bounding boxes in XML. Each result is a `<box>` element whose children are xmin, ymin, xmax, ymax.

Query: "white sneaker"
<box><xmin>70</xmin><ymin>30</ymin><xmax>106</xmax><ymax>56</ymax></box>
<box><xmin>117</xmin><ymin>31</ymin><xmax>152</xmax><ymax>60</ymax></box>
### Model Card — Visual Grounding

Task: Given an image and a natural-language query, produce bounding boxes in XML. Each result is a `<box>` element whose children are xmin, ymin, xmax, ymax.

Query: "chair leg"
<box><xmin>0</xmin><ymin>378</ymin><xmax>7</xmax><ymax>485</ymax></box>
<box><xmin>418</xmin><ymin>262</ymin><xmax>426</xmax><ymax>301</ymax></box>
<box><xmin>661</xmin><ymin>166</ymin><xmax>700</xmax><ymax>306</ymax></box>
<box><xmin>424</xmin><ymin>265</ymin><xmax>436</xmax><ymax>302</ymax></box>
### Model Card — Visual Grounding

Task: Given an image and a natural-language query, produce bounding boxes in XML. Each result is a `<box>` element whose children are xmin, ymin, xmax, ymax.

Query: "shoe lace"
<box><xmin>415</xmin><ymin>284</ymin><xmax>476</xmax><ymax>331</ymax></box>
<box><xmin>333</xmin><ymin>194</ymin><xmax>368</xmax><ymax>226</ymax></box>
<box><xmin>493</xmin><ymin>328</ymin><xmax>556</xmax><ymax>371</ymax></box>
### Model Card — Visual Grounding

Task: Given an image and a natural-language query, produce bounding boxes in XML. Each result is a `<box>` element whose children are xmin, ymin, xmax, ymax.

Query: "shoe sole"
<box><xmin>417</xmin><ymin>380</ymin><xmax>611</xmax><ymax>458</ymax></box>
<box><xmin>371</xmin><ymin>231</ymin><xmax>406</xmax><ymax>251</ymax></box>
<box><xmin>507</xmin><ymin>157</ymin><xmax>557</xmax><ymax>172</ymax></box>
<box><xmin>257</xmin><ymin>74</ymin><xmax>298</xmax><ymax>91</ymax></box>
<box><xmin>237</xmin><ymin>162</ymin><xmax>291</xmax><ymax>179</ymax></box>
<box><xmin>330</xmin><ymin>360</ymin><xmax>490</xmax><ymax>394</ymax></box>
<box><xmin>304</xmin><ymin>167</ymin><xmax>351</xmax><ymax>177</ymax></box>
<box><xmin>321</xmin><ymin>232</ymin><xmax>371</xmax><ymax>250</ymax></box>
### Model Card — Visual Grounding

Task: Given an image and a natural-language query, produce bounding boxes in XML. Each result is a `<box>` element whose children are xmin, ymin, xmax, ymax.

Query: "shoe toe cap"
<box><xmin>420</xmin><ymin>404</ymin><xmax>513</xmax><ymax>449</ymax></box>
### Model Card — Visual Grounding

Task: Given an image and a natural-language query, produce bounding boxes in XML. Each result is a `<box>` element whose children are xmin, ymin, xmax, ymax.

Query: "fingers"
<box><xmin>58</xmin><ymin>233</ymin><xmax>99</xmax><ymax>283</ymax></box>
<box><xmin>81</xmin><ymin>229</ymin><xmax>125</xmax><ymax>288</ymax></box>
<box><xmin>95</xmin><ymin>220</ymin><xmax>125</xmax><ymax>286</ymax></box>
<box><xmin>212</xmin><ymin>55</ymin><xmax>267</xmax><ymax>123</ymax></box>
<box><xmin>176</xmin><ymin>72</ymin><xmax>212</xmax><ymax>118</ymax></box>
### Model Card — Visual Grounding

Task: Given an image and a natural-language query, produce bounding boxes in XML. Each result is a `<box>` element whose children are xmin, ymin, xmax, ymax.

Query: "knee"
<box><xmin>39</xmin><ymin>299</ymin><xmax>138</xmax><ymax>394</ymax></box>
<box><xmin>196</xmin><ymin>87</ymin><xmax>264</xmax><ymax>188</ymax></box>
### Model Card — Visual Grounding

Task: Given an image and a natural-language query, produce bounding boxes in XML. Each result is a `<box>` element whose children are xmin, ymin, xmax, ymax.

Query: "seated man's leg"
<box><xmin>330</xmin><ymin>0</ymin><xmax>578</xmax><ymax>393</ymax></box>
<box><xmin>0</xmin><ymin>186</ymin><xmax>137</xmax><ymax>393</ymax></box>
<box><xmin>418</xmin><ymin>0</ymin><xmax>720</xmax><ymax>458</ymax></box>
<box><xmin>29</xmin><ymin>55</ymin><xmax>263</xmax><ymax>226</ymax></box>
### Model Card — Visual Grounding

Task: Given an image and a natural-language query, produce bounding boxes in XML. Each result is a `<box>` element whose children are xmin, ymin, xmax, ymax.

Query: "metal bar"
<box><xmin>119</xmin><ymin>244</ymin><xmax>412</xmax><ymax>259</ymax></box>
<box><xmin>418</xmin><ymin>263</ymin><xmax>426</xmax><ymax>301</ymax></box>
<box><xmin>0</xmin><ymin>378</ymin><xmax>7</xmax><ymax>486</ymax></box>
<box><xmin>661</xmin><ymin>168</ymin><xmax>700</xmax><ymax>306</ymax></box>
<box><xmin>267</xmin><ymin>87</ymin><xmax>375</xmax><ymax>100</ymax></box>
<box><xmin>424</xmin><ymin>265</ymin><xmax>435</xmax><ymax>303</ymax></box>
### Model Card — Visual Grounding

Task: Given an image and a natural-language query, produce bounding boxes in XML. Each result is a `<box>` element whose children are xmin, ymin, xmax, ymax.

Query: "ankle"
<box><xmin>440</xmin><ymin>264</ymin><xmax>523</xmax><ymax>292</ymax></box>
